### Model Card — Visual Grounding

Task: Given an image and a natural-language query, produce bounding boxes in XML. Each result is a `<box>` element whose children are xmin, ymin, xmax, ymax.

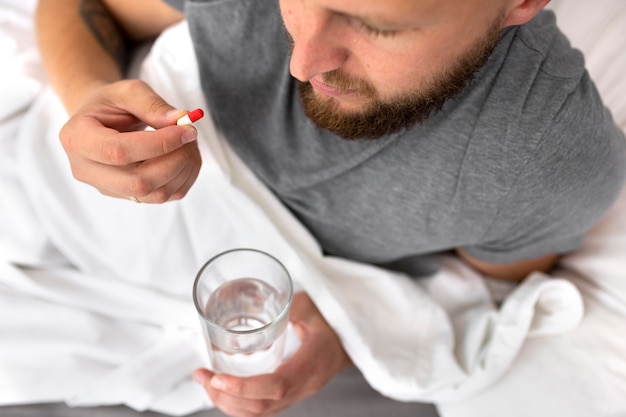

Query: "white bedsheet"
<box><xmin>0</xmin><ymin>2</ymin><xmax>625</xmax><ymax>416</ymax></box>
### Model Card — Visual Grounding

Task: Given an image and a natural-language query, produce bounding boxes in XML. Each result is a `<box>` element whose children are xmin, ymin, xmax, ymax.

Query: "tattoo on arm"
<box><xmin>79</xmin><ymin>0</ymin><xmax>130</xmax><ymax>70</ymax></box>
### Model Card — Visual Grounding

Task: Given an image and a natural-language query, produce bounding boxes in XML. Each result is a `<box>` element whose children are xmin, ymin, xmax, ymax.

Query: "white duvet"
<box><xmin>0</xmin><ymin>1</ymin><xmax>625</xmax><ymax>416</ymax></box>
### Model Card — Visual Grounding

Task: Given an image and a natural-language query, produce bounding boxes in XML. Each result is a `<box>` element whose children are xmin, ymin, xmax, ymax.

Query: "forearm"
<box><xmin>35</xmin><ymin>0</ymin><xmax>183</xmax><ymax>114</ymax></box>
<box><xmin>35</xmin><ymin>0</ymin><xmax>198</xmax><ymax>205</ymax></box>
<box><xmin>36</xmin><ymin>0</ymin><xmax>129</xmax><ymax>113</ymax></box>
<box><xmin>456</xmin><ymin>248</ymin><xmax>559</xmax><ymax>281</ymax></box>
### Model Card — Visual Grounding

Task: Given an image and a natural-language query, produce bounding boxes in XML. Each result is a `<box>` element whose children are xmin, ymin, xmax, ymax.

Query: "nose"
<box><xmin>287</xmin><ymin>6</ymin><xmax>349</xmax><ymax>82</ymax></box>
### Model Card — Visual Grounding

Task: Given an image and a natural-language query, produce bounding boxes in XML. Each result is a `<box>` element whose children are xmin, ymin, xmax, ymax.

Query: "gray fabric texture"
<box><xmin>177</xmin><ymin>0</ymin><xmax>625</xmax><ymax>266</ymax></box>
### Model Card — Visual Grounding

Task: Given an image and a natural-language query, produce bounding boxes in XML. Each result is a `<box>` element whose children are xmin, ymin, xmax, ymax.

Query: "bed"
<box><xmin>0</xmin><ymin>1</ymin><xmax>624</xmax><ymax>416</ymax></box>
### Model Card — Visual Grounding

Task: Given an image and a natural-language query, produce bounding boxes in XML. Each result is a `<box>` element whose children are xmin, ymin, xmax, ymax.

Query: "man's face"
<box><xmin>280</xmin><ymin>0</ymin><xmax>509</xmax><ymax>139</ymax></box>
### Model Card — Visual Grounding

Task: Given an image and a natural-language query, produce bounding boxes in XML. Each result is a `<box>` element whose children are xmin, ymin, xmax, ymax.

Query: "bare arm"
<box><xmin>36</xmin><ymin>0</ymin><xmax>182</xmax><ymax>113</ymax></box>
<box><xmin>96</xmin><ymin>0</ymin><xmax>184</xmax><ymax>41</ymax></box>
<box><xmin>35</xmin><ymin>0</ymin><xmax>200</xmax><ymax>204</ymax></box>
<box><xmin>456</xmin><ymin>248</ymin><xmax>559</xmax><ymax>282</ymax></box>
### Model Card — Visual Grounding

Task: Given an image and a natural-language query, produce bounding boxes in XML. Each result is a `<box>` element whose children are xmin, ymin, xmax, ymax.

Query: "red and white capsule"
<box><xmin>176</xmin><ymin>108</ymin><xmax>204</xmax><ymax>125</ymax></box>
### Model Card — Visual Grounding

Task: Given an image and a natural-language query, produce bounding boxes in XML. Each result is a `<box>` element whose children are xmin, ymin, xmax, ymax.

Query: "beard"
<box><xmin>296</xmin><ymin>20</ymin><xmax>504</xmax><ymax>140</ymax></box>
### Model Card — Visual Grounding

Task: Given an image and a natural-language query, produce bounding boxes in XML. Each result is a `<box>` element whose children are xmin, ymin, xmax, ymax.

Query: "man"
<box><xmin>35</xmin><ymin>0</ymin><xmax>626</xmax><ymax>416</ymax></box>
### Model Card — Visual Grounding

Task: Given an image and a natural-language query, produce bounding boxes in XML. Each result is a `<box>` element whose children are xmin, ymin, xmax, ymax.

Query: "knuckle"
<box><xmin>58</xmin><ymin>124</ymin><xmax>72</xmax><ymax>149</ymax></box>
<box><xmin>59</xmin><ymin>122</ymin><xmax>82</xmax><ymax>156</ymax></box>
<box><xmin>183</xmin><ymin>143</ymin><xmax>202</xmax><ymax>168</ymax></box>
<box><xmin>128</xmin><ymin>175</ymin><xmax>153</xmax><ymax>197</ymax></box>
<box><xmin>150</xmin><ymin>188</ymin><xmax>171</xmax><ymax>204</ymax></box>
<box><xmin>227</xmin><ymin>381</ymin><xmax>246</xmax><ymax>397</ymax></box>
<box><xmin>147</xmin><ymin>99</ymin><xmax>171</xmax><ymax>122</ymax></box>
<box><xmin>160</xmin><ymin>138</ymin><xmax>172</xmax><ymax>156</ymax></box>
<box><xmin>169</xmin><ymin>187</ymin><xmax>188</xmax><ymax>201</ymax></box>
<box><xmin>249</xmin><ymin>400</ymin><xmax>272</xmax><ymax>415</ymax></box>
<box><xmin>121</xmin><ymin>79</ymin><xmax>148</xmax><ymax>95</ymax></box>
<box><xmin>272</xmin><ymin>380</ymin><xmax>289</xmax><ymax>400</ymax></box>
<box><xmin>101</xmin><ymin>141</ymin><xmax>130</xmax><ymax>165</ymax></box>
<box><xmin>177</xmin><ymin>147</ymin><xmax>194</xmax><ymax>164</ymax></box>
<box><xmin>164</xmin><ymin>147</ymin><xmax>193</xmax><ymax>170</ymax></box>
<box><xmin>69</xmin><ymin>164</ymin><xmax>86</xmax><ymax>182</ymax></box>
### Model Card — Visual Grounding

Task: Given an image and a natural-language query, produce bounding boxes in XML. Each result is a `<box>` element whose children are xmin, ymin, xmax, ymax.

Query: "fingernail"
<box><xmin>181</xmin><ymin>126</ymin><xmax>197</xmax><ymax>144</ymax></box>
<box><xmin>210</xmin><ymin>376</ymin><xmax>226</xmax><ymax>390</ymax></box>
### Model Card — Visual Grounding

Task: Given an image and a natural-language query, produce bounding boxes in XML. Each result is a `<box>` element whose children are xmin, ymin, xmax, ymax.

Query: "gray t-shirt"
<box><xmin>169</xmin><ymin>0</ymin><xmax>626</xmax><ymax>267</ymax></box>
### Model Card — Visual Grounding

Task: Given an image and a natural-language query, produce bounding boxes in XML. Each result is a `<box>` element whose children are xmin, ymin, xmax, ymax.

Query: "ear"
<box><xmin>502</xmin><ymin>0</ymin><xmax>551</xmax><ymax>27</ymax></box>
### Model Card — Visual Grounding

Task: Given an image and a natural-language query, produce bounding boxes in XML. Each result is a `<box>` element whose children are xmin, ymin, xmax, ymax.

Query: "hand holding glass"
<box><xmin>193</xmin><ymin>249</ymin><xmax>293</xmax><ymax>376</ymax></box>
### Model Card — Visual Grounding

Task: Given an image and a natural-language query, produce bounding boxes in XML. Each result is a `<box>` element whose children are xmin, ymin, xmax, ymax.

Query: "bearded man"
<box><xmin>35</xmin><ymin>0</ymin><xmax>626</xmax><ymax>416</ymax></box>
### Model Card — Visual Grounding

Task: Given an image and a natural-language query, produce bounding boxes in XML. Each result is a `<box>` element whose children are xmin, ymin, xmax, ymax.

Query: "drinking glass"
<box><xmin>193</xmin><ymin>248</ymin><xmax>293</xmax><ymax>376</ymax></box>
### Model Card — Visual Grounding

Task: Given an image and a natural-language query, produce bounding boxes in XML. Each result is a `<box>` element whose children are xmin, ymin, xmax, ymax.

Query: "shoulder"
<box><xmin>458</xmin><ymin>12</ymin><xmax>626</xmax><ymax>262</ymax></box>
<box><xmin>498</xmin><ymin>10</ymin><xmax>588</xmax><ymax>130</ymax></box>
<box><xmin>183</xmin><ymin>0</ymin><xmax>284</xmax><ymax>60</ymax></box>
<box><xmin>513</xmin><ymin>10</ymin><xmax>585</xmax><ymax>79</ymax></box>
<box><xmin>506</xmin><ymin>11</ymin><xmax>625</xmax><ymax>200</ymax></box>
<box><xmin>483</xmin><ymin>9</ymin><xmax>624</xmax><ymax>183</ymax></box>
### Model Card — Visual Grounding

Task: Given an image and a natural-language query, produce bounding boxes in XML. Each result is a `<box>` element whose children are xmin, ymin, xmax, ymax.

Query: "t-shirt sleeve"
<box><xmin>461</xmin><ymin>72</ymin><xmax>626</xmax><ymax>264</ymax></box>
<box><xmin>163</xmin><ymin>0</ymin><xmax>184</xmax><ymax>11</ymax></box>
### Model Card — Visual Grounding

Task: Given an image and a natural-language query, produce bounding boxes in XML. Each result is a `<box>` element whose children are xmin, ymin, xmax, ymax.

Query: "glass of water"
<box><xmin>193</xmin><ymin>248</ymin><xmax>293</xmax><ymax>377</ymax></box>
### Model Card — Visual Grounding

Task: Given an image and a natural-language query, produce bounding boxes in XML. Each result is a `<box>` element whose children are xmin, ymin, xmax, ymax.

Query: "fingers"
<box><xmin>194</xmin><ymin>369</ymin><xmax>290</xmax><ymax>417</ymax></box>
<box><xmin>206</xmin><ymin>390</ymin><xmax>282</xmax><ymax>417</ymax></box>
<box><xmin>193</xmin><ymin>369</ymin><xmax>289</xmax><ymax>401</ymax></box>
<box><xmin>62</xmin><ymin>117</ymin><xmax>197</xmax><ymax>167</ymax></box>
<box><xmin>138</xmin><ymin>141</ymin><xmax>202</xmax><ymax>203</ymax></box>
<box><xmin>60</xmin><ymin>79</ymin><xmax>204</xmax><ymax>203</ymax></box>
<box><xmin>192</xmin><ymin>292</ymin><xmax>353</xmax><ymax>416</ymax></box>
<box><xmin>89</xmin><ymin>79</ymin><xmax>188</xmax><ymax>129</ymax></box>
<box><xmin>63</xmin><ymin>124</ymin><xmax>200</xmax><ymax>202</ymax></box>
<box><xmin>210</xmin><ymin>373</ymin><xmax>289</xmax><ymax>401</ymax></box>
<box><xmin>82</xmin><ymin>141</ymin><xmax>201</xmax><ymax>203</ymax></box>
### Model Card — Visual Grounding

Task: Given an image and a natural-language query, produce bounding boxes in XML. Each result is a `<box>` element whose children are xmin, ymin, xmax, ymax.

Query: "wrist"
<box><xmin>61</xmin><ymin>78</ymin><xmax>113</xmax><ymax>116</ymax></box>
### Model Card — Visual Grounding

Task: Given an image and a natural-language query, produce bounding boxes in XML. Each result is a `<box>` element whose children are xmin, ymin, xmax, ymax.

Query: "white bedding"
<box><xmin>0</xmin><ymin>1</ymin><xmax>625</xmax><ymax>416</ymax></box>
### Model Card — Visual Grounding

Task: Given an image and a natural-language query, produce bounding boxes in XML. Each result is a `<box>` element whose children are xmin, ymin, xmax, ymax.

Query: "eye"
<box><xmin>348</xmin><ymin>17</ymin><xmax>399</xmax><ymax>38</ymax></box>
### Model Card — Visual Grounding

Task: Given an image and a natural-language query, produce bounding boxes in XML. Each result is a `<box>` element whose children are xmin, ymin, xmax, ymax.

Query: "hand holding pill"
<box><xmin>58</xmin><ymin>79</ymin><xmax>205</xmax><ymax>204</ymax></box>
